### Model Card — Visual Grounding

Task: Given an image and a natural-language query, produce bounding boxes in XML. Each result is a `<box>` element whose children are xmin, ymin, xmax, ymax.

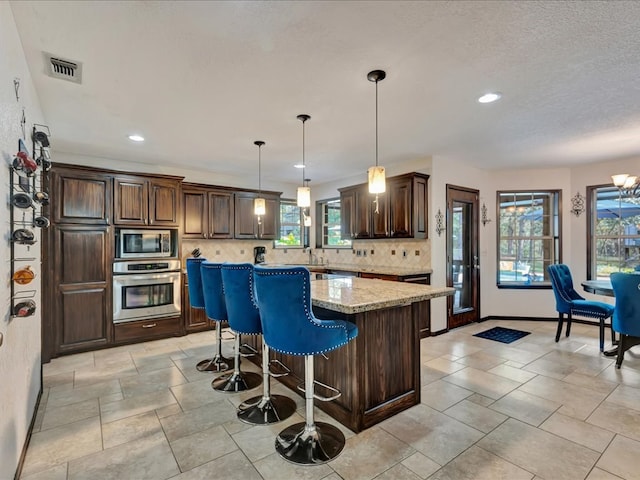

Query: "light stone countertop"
<box><xmin>268</xmin><ymin>263</ymin><xmax>432</xmax><ymax>277</ymax></box>
<box><xmin>311</xmin><ymin>276</ymin><xmax>454</xmax><ymax>314</ymax></box>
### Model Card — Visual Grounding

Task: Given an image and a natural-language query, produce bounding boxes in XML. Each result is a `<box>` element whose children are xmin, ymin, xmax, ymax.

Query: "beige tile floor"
<box><xmin>20</xmin><ymin>319</ymin><xmax>640</xmax><ymax>480</ymax></box>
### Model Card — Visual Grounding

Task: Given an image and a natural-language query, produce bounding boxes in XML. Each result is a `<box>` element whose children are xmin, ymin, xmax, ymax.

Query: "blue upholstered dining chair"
<box><xmin>547</xmin><ymin>264</ymin><xmax>615</xmax><ymax>352</ymax></box>
<box><xmin>610</xmin><ymin>272</ymin><xmax>640</xmax><ymax>368</ymax></box>
<box><xmin>253</xmin><ymin>265</ymin><xmax>358</xmax><ymax>465</ymax></box>
<box><xmin>219</xmin><ymin>263</ymin><xmax>296</xmax><ymax>419</ymax></box>
<box><xmin>198</xmin><ymin>261</ymin><xmax>233</xmax><ymax>372</ymax></box>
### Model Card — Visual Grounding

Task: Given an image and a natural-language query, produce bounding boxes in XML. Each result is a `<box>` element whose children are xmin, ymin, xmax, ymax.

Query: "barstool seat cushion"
<box><xmin>254</xmin><ymin>266</ymin><xmax>358</xmax><ymax>356</ymax></box>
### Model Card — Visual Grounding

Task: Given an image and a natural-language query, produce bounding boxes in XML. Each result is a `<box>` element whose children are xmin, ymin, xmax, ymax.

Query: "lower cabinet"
<box><xmin>114</xmin><ymin>316</ymin><xmax>182</xmax><ymax>343</ymax></box>
<box><xmin>50</xmin><ymin>225</ymin><xmax>113</xmax><ymax>356</ymax></box>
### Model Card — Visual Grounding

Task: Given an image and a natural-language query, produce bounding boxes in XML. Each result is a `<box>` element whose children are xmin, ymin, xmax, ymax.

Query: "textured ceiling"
<box><xmin>9</xmin><ymin>0</ymin><xmax>640</xmax><ymax>185</ymax></box>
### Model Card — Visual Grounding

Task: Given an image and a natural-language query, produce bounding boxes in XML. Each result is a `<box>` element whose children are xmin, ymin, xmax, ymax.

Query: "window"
<box><xmin>319</xmin><ymin>199</ymin><xmax>351</xmax><ymax>248</ymax></box>
<box><xmin>587</xmin><ymin>185</ymin><xmax>640</xmax><ymax>279</ymax></box>
<box><xmin>274</xmin><ymin>200</ymin><xmax>303</xmax><ymax>248</ymax></box>
<box><xmin>497</xmin><ymin>190</ymin><xmax>561</xmax><ymax>287</ymax></box>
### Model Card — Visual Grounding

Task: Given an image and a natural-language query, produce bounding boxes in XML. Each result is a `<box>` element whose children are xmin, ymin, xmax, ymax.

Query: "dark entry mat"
<box><xmin>473</xmin><ymin>326</ymin><xmax>531</xmax><ymax>344</ymax></box>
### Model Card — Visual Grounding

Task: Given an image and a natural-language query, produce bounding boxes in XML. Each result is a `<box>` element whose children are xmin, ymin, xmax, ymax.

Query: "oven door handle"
<box><xmin>114</xmin><ymin>272</ymin><xmax>179</xmax><ymax>283</ymax></box>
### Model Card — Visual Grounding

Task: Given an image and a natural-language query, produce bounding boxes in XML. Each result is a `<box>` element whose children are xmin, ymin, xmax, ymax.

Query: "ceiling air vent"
<box><xmin>44</xmin><ymin>53</ymin><xmax>82</xmax><ymax>84</ymax></box>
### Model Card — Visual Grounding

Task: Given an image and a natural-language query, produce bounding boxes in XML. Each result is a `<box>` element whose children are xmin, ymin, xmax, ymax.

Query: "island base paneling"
<box><xmin>244</xmin><ymin>301</ymin><xmax>423</xmax><ymax>433</ymax></box>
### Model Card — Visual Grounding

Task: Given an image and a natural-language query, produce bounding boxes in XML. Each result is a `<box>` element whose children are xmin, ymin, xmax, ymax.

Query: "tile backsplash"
<box><xmin>182</xmin><ymin>238</ymin><xmax>431</xmax><ymax>269</ymax></box>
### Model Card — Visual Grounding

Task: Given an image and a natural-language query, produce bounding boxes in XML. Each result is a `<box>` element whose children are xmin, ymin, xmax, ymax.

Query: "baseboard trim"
<box><xmin>14</xmin><ymin>364</ymin><xmax>43</xmax><ymax>480</ymax></box>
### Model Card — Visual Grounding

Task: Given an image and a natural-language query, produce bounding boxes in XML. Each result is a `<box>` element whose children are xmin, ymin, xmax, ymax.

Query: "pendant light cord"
<box><xmin>302</xmin><ymin>119</ymin><xmax>305</xmax><ymax>186</ymax></box>
<box><xmin>375</xmin><ymin>79</ymin><xmax>379</xmax><ymax>168</ymax></box>
<box><xmin>258</xmin><ymin>144</ymin><xmax>262</xmax><ymax>194</ymax></box>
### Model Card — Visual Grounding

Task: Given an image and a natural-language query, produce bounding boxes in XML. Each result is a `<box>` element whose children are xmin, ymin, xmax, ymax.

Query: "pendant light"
<box><xmin>367</xmin><ymin>70</ymin><xmax>386</xmax><ymax>213</ymax></box>
<box><xmin>254</xmin><ymin>141</ymin><xmax>266</xmax><ymax>221</ymax></box>
<box><xmin>296</xmin><ymin>114</ymin><xmax>311</xmax><ymax>208</ymax></box>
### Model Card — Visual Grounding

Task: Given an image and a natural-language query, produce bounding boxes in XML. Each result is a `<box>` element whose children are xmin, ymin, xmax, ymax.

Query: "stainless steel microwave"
<box><xmin>116</xmin><ymin>229</ymin><xmax>174</xmax><ymax>259</ymax></box>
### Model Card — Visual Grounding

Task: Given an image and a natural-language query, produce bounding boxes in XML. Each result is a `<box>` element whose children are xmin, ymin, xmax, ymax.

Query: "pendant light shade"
<box><xmin>297</xmin><ymin>186</ymin><xmax>311</xmax><ymax>208</ymax></box>
<box><xmin>368</xmin><ymin>166</ymin><xmax>386</xmax><ymax>194</ymax></box>
<box><xmin>254</xmin><ymin>141</ymin><xmax>266</xmax><ymax>217</ymax></box>
<box><xmin>296</xmin><ymin>114</ymin><xmax>311</xmax><ymax>207</ymax></box>
<box><xmin>367</xmin><ymin>70</ymin><xmax>386</xmax><ymax>195</ymax></box>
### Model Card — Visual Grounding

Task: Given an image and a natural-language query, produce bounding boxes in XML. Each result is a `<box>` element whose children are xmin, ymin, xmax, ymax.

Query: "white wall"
<box><xmin>0</xmin><ymin>4</ymin><xmax>46</xmax><ymax>478</ymax></box>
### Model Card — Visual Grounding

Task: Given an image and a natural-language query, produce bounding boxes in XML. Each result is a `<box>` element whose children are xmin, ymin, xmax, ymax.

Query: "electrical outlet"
<box><xmin>370</xmin><ymin>250</ymin><xmax>374</xmax><ymax>255</ymax></box>
<box><xmin>415</xmin><ymin>250</ymin><xmax>420</xmax><ymax>256</ymax></box>
<box><xmin>402</xmin><ymin>250</ymin><xmax>407</xmax><ymax>258</ymax></box>
<box><xmin>363</xmin><ymin>250</ymin><xmax>367</xmax><ymax>257</ymax></box>
<box><xmin>391</xmin><ymin>250</ymin><xmax>396</xmax><ymax>255</ymax></box>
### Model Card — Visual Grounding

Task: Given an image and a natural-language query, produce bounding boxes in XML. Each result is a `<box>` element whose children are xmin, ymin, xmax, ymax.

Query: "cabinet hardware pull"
<box><xmin>142</xmin><ymin>323</ymin><xmax>157</xmax><ymax>328</ymax></box>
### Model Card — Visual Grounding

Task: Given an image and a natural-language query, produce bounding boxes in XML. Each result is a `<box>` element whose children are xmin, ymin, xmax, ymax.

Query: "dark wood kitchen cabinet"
<box><xmin>51</xmin><ymin>167</ymin><xmax>112</xmax><ymax>224</ymax></box>
<box><xmin>50</xmin><ymin>225</ymin><xmax>113</xmax><ymax>355</ymax></box>
<box><xmin>182</xmin><ymin>184</ymin><xmax>234</xmax><ymax>239</ymax></box>
<box><xmin>114</xmin><ymin>174</ymin><xmax>181</xmax><ymax>226</ymax></box>
<box><xmin>339</xmin><ymin>172</ymin><xmax>429</xmax><ymax>240</ymax></box>
<box><xmin>234</xmin><ymin>192</ymin><xmax>279</xmax><ymax>239</ymax></box>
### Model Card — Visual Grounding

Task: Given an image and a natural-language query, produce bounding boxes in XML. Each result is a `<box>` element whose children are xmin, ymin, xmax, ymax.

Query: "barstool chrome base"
<box><xmin>275</xmin><ymin>421</ymin><xmax>345</xmax><ymax>465</ymax></box>
<box><xmin>237</xmin><ymin>395</ymin><xmax>297</xmax><ymax>425</ymax></box>
<box><xmin>196</xmin><ymin>354</ymin><xmax>234</xmax><ymax>372</ymax></box>
<box><xmin>212</xmin><ymin>371</ymin><xmax>262</xmax><ymax>393</ymax></box>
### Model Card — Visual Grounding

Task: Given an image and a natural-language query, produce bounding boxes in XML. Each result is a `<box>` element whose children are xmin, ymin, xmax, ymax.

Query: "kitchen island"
<box><xmin>245</xmin><ymin>276</ymin><xmax>454</xmax><ymax>433</ymax></box>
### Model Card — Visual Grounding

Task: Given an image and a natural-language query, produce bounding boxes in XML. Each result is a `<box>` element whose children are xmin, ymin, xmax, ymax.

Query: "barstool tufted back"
<box><xmin>201</xmin><ymin>261</ymin><xmax>227</xmax><ymax>322</ymax></box>
<box><xmin>253</xmin><ymin>265</ymin><xmax>358</xmax><ymax>356</ymax></box>
<box><xmin>186</xmin><ymin>257</ymin><xmax>206</xmax><ymax>309</ymax></box>
<box><xmin>221</xmin><ymin>263</ymin><xmax>261</xmax><ymax>335</ymax></box>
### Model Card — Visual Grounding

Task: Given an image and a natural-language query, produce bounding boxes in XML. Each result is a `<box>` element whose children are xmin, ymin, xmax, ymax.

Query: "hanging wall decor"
<box><xmin>481</xmin><ymin>202</ymin><xmax>492</xmax><ymax>226</ymax></box>
<box><xmin>570</xmin><ymin>191</ymin><xmax>586</xmax><ymax>217</ymax></box>
<box><xmin>435</xmin><ymin>209</ymin><xmax>445</xmax><ymax>236</ymax></box>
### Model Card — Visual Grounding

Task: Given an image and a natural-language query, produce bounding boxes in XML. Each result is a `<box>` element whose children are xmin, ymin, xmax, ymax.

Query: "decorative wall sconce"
<box><xmin>570</xmin><ymin>191</ymin><xmax>585</xmax><ymax>217</ymax></box>
<box><xmin>435</xmin><ymin>209</ymin><xmax>445</xmax><ymax>236</ymax></box>
<box><xmin>481</xmin><ymin>202</ymin><xmax>491</xmax><ymax>226</ymax></box>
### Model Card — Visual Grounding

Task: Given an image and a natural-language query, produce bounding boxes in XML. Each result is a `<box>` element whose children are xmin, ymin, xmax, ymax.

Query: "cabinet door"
<box><xmin>52</xmin><ymin>168</ymin><xmax>112</xmax><ymax>225</ymax></box>
<box><xmin>353</xmin><ymin>187</ymin><xmax>372</xmax><ymax>239</ymax></box>
<box><xmin>53</xmin><ymin>225</ymin><xmax>112</xmax><ymax>354</ymax></box>
<box><xmin>114</xmin><ymin>176</ymin><xmax>148</xmax><ymax>225</ymax></box>
<box><xmin>209</xmin><ymin>191</ymin><xmax>234</xmax><ymax>238</ymax></box>
<box><xmin>183</xmin><ymin>189</ymin><xmax>208</xmax><ymax>239</ymax></box>
<box><xmin>370</xmin><ymin>192</ymin><xmax>389</xmax><ymax>238</ymax></box>
<box><xmin>340</xmin><ymin>189</ymin><xmax>356</xmax><ymax>240</ymax></box>
<box><xmin>259</xmin><ymin>197</ymin><xmax>279</xmax><ymax>239</ymax></box>
<box><xmin>389</xmin><ymin>176</ymin><xmax>412</xmax><ymax>238</ymax></box>
<box><xmin>412</xmin><ymin>175</ymin><xmax>428</xmax><ymax>239</ymax></box>
<box><xmin>234</xmin><ymin>194</ymin><xmax>258</xmax><ymax>239</ymax></box>
<box><xmin>149</xmin><ymin>179</ymin><xmax>180</xmax><ymax>226</ymax></box>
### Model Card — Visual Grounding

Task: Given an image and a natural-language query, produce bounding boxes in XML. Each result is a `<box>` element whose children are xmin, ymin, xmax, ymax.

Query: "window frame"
<box><xmin>273</xmin><ymin>198</ymin><xmax>304</xmax><ymax>249</ymax></box>
<box><xmin>586</xmin><ymin>184</ymin><xmax>640</xmax><ymax>280</ymax></box>
<box><xmin>496</xmin><ymin>189</ymin><xmax>562</xmax><ymax>289</ymax></box>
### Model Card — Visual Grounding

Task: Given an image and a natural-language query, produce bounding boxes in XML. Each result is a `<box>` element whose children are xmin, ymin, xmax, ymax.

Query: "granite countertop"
<box><xmin>311</xmin><ymin>276</ymin><xmax>454</xmax><ymax>314</ymax></box>
<box><xmin>267</xmin><ymin>263</ymin><xmax>432</xmax><ymax>276</ymax></box>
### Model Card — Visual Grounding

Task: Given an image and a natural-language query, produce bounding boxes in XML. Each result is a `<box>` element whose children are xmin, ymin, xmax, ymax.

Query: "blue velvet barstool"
<box><xmin>198</xmin><ymin>261</ymin><xmax>234</xmax><ymax>372</ymax></box>
<box><xmin>254</xmin><ymin>265</ymin><xmax>358</xmax><ymax>465</ymax></box>
<box><xmin>220</xmin><ymin>263</ymin><xmax>297</xmax><ymax>421</ymax></box>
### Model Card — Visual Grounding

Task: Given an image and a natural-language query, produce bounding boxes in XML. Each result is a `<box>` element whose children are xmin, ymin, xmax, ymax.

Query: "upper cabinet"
<box><xmin>234</xmin><ymin>192</ymin><xmax>279</xmax><ymax>240</ymax></box>
<box><xmin>183</xmin><ymin>184</ymin><xmax>234</xmax><ymax>239</ymax></box>
<box><xmin>114</xmin><ymin>175</ymin><xmax>181</xmax><ymax>226</ymax></box>
<box><xmin>183</xmin><ymin>185</ymin><xmax>280</xmax><ymax>240</ymax></box>
<box><xmin>339</xmin><ymin>172</ymin><xmax>429</xmax><ymax>240</ymax></box>
<box><xmin>51</xmin><ymin>167</ymin><xmax>112</xmax><ymax>225</ymax></box>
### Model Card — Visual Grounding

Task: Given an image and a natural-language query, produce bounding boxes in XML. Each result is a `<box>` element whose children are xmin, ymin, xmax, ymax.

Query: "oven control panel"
<box><xmin>113</xmin><ymin>259</ymin><xmax>181</xmax><ymax>275</ymax></box>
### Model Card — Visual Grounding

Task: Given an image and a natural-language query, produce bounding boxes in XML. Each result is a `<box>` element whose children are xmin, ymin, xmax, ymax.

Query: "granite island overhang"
<box><xmin>245</xmin><ymin>276</ymin><xmax>454</xmax><ymax>433</ymax></box>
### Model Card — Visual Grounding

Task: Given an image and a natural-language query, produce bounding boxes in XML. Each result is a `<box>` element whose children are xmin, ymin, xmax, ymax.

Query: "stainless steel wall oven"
<box><xmin>113</xmin><ymin>259</ymin><xmax>181</xmax><ymax>323</ymax></box>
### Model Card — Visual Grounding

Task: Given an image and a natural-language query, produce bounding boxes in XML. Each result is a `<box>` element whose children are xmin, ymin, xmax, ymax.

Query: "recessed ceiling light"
<box><xmin>294</xmin><ymin>164</ymin><xmax>305</xmax><ymax>169</ymax></box>
<box><xmin>128</xmin><ymin>134</ymin><xmax>145</xmax><ymax>142</ymax></box>
<box><xmin>478</xmin><ymin>92</ymin><xmax>502</xmax><ymax>104</ymax></box>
